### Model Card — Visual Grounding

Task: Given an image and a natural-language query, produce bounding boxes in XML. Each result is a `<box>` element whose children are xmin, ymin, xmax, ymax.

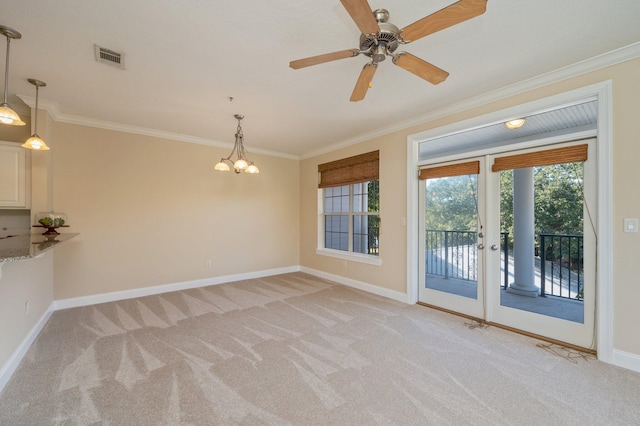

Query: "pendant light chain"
<box><xmin>3</xmin><ymin>35</ymin><xmax>10</xmax><ymax>104</ymax></box>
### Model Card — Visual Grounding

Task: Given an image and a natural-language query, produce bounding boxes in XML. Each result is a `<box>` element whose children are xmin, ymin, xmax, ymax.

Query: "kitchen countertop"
<box><xmin>0</xmin><ymin>233</ymin><xmax>79</xmax><ymax>262</ymax></box>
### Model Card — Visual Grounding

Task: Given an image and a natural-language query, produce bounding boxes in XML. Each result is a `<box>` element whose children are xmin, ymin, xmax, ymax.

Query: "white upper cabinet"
<box><xmin>0</xmin><ymin>141</ymin><xmax>29</xmax><ymax>208</ymax></box>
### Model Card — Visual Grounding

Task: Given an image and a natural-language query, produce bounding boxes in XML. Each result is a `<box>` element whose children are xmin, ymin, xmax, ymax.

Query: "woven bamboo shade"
<box><xmin>318</xmin><ymin>150</ymin><xmax>379</xmax><ymax>188</ymax></box>
<box><xmin>492</xmin><ymin>144</ymin><xmax>588</xmax><ymax>172</ymax></box>
<box><xmin>419</xmin><ymin>161</ymin><xmax>480</xmax><ymax>180</ymax></box>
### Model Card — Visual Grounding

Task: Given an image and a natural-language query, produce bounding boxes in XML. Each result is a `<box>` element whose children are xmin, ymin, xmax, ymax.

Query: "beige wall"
<box><xmin>50</xmin><ymin>122</ymin><xmax>300</xmax><ymax>299</ymax></box>
<box><xmin>0</xmin><ymin>116</ymin><xmax>56</xmax><ymax>370</ymax></box>
<box><xmin>300</xmin><ymin>137</ymin><xmax>408</xmax><ymax>294</ymax></box>
<box><xmin>300</xmin><ymin>57</ymin><xmax>640</xmax><ymax>357</ymax></box>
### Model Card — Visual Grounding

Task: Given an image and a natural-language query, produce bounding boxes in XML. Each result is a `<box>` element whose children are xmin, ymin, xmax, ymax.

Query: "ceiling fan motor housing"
<box><xmin>359</xmin><ymin>10</ymin><xmax>400</xmax><ymax>62</ymax></box>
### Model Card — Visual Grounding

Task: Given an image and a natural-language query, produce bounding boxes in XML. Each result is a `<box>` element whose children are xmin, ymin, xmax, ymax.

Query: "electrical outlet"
<box><xmin>25</xmin><ymin>300</ymin><xmax>29</xmax><ymax>316</ymax></box>
<box><xmin>343</xmin><ymin>260</ymin><xmax>347</xmax><ymax>268</ymax></box>
<box><xmin>206</xmin><ymin>260</ymin><xmax>212</xmax><ymax>268</ymax></box>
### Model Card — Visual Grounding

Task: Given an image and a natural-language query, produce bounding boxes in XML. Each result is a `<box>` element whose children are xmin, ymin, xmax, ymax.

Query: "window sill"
<box><xmin>315</xmin><ymin>248</ymin><xmax>382</xmax><ymax>266</ymax></box>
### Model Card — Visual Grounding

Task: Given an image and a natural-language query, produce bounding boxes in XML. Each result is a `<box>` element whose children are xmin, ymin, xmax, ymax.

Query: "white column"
<box><xmin>506</xmin><ymin>167</ymin><xmax>539</xmax><ymax>297</ymax></box>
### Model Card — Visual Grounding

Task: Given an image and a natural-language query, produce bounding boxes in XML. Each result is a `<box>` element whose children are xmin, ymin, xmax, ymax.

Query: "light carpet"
<box><xmin>1</xmin><ymin>272</ymin><xmax>639</xmax><ymax>425</ymax></box>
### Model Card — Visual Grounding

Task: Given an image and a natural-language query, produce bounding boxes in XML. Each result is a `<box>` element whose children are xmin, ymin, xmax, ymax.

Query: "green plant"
<box><xmin>38</xmin><ymin>217</ymin><xmax>53</xmax><ymax>226</ymax></box>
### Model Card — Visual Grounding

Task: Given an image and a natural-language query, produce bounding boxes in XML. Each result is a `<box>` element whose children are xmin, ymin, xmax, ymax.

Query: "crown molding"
<box><xmin>16</xmin><ymin>95</ymin><xmax>299</xmax><ymax>160</ymax></box>
<box><xmin>300</xmin><ymin>41</ymin><xmax>640</xmax><ymax>160</ymax></box>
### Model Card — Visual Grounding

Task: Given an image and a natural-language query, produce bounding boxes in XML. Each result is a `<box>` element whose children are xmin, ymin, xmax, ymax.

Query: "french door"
<box><xmin>418</xmin><ymin>157</ymin><xmax>486</xmax><ymax>319</ymax></box>
<box><xmin>418</xmin><ymin>140</ymin><xmax>596</xmax><ymax>350</ymax></box>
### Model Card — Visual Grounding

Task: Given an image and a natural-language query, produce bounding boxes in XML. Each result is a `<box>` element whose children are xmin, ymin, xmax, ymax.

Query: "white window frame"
<box><xmin>317</xmin><ymin>181</ymin><xmax>381</xmax><ymax>266</ymax></box>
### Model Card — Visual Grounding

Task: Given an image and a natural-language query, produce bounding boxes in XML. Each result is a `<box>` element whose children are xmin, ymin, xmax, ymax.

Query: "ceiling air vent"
<box><xmin>94</xmin><ymin>44</ymin><xmax>125</xmax><ymax>69</ymax></box>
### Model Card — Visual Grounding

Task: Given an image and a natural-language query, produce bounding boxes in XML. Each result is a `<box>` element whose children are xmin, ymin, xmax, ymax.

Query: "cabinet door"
<box><xmin>0</xmin><ymin>142</ymin><xmax>27</xmax><ymax>208</ymax></box>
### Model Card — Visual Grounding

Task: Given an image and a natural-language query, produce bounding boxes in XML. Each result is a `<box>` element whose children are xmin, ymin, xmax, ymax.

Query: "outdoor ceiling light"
<box><xmin>505</xmin><ymin>118</ymin><xmax>526</xmax><ymax>130</ymax></box>
<box><xmin>0</xmin><ymin>25</ymin><xmax>25</xmax><ymax>126</ymax></box>
<box><xmin>22</xmin><ymin>78</ymin><xmax>50</xmax><ymax>150</ymax></box>
<box><xmin>215</xmin><ymin>114</ymin><xmax>259</xmax><ymax>174</ymax></box>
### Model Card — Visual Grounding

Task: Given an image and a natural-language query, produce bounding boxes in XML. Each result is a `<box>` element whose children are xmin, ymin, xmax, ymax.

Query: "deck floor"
<box><xmin>425</xmin><ymin>275</ymin><xmax>584</xmax><ymax>323</ymax></box>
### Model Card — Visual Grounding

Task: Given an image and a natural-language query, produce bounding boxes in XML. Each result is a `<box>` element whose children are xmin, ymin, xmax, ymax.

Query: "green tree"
<box><xmin>533</xmin><ymin>162</ymin><xmax>583</xmax><ymax>234</ymax></box>
<box><xmin>367</xmin><ymin>180</ymin><xmax>379</xmax><ymax>212</ymax></box>
<box><xmin>426</xmin><ymin>175</ymin><xmax>478</xmax><ymax>231</ymax></box>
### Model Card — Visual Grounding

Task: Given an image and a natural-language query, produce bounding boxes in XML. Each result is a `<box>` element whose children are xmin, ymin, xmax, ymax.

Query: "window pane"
<box><xmin>353</xmin><ymin>181</ymin><xmax>378</xmax><ymax>213</ymax></box>
<box><xmin>341</xmin><ymin>195</ymin><xmax>349</xmax><ymax>212</ymax></box>
<box><xmin>367</xmin><ymin>180</ymin><xmax>379</xmax><ymax>213</ymax></box>
<box><xmin>325</xmin><ymin>215</ymin><xmax>348</xmax><ymax>251</ymax></box>
<box><xmin>323</xmin><ymin>187</ymin><xmax>334</xmax><ymax>213</ymax></box>
<box><xmin>353</xmin><ymin>194</ymin><xmax>363</xmax><ymax>212</ymax></box>
<box><xmin>353</xmin><ymin>182</ymin><xmax>364</xmax><ymax>195</ymax></box>
<box><xmin>324</xmin><ymin>185</ymin><xmax>350</xmax><ymax>213</ymax></box>
<box><xmin>353</xmin><ymin>214</ymin><xmax>380</xmax><ymax>255</ymax></box>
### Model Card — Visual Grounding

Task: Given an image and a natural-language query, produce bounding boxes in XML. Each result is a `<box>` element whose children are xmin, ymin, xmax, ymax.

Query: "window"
<box><xmin>324</xmin><ymin>180</ymin><xmax>379</xmax><ymax>255</ymax></box>
<box><xmin>318</xmin><ymin>151</ymin><xmax>380</xmax><ymax>263</ymax></box>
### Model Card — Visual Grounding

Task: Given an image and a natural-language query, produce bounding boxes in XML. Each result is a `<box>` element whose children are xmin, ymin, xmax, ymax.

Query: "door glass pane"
<box><xmin>425</xmin><ymin>174</ymin><xmax>478</xmax><ymax>299</ymax></box>
<box><xmin>499</xmin><ymin>162</ymin><xmax>585</xmax><ymax>323</ymax></box>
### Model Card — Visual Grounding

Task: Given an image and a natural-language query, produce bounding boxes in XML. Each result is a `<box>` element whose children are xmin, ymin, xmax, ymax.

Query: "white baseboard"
<box><xmin>0</xmin><ymin>303</ymin><xmax>54</xmax><ymax>392</ymax></box>
<box><xmin>54</xmin><ymin>266</ymin><xmax>300</xmax><ymax>310</ymax></box>
<box><xmin>300</xmin><ymin>266</ymin><xmax>409</xmax><ymax>304</ymax></box>
<box><xmin>611</xmin><ymin>349</ymin><xmax>640</xmax><ymax>373</ymax></box>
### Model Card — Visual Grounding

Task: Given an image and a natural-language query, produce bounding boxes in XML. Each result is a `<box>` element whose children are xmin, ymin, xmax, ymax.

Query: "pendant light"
<box><xmin>215</xmin><ymin>114</ymin><xmax>259</xmax><ymax>174</ymax></box>
<box><xmin>22</xmin><ymin>78</ymin><xmax>50</xmax><ymax>150</ymax></box>
<box><xmin>0</xmin><ymin>25</ymin><xmax>25</xmax><ymax>126</ymax></box>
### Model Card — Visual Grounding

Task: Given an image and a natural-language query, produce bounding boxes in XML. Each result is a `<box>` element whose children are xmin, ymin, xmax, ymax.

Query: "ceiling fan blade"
<box><xmin>290</xmin><ymin>49</ymin><xmax>360</xmax><ymax>69</ymax></box>
<box><xmin>401</xmin><ymin>0</ymin><xmax>487</xmax><ymax>42</ymax></box>
<box><xmin>393</xmin><ymin>53</ymin><xmax>449</xmax><ymax>85</ymax></box>
<box><xmin>340</xmin><ymin>0</ymin><xmax>379</xmax><ymax>35</ymax></box>
<box><xmin>350</xmin><ymin>62</ymin><xmax>377</xmax><ymax>102</ymax></box>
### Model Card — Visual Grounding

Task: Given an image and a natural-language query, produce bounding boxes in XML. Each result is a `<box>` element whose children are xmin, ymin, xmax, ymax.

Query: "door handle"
<box><xmin>490</xmin><ymin>244</ymin><xmax>499</xmax><ymax>251</ymax></box>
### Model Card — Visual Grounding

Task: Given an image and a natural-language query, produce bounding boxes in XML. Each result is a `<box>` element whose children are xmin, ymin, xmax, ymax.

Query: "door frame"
<box><xmin>406</xmin><ymin>81</ymin><xmax>613</xmax><ymax>361</ymax></box>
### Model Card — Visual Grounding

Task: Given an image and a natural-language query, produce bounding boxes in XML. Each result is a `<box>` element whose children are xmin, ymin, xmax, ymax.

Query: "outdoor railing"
<box><xmin>538</xmin><ymin>233</ymin><xmax>584</xmax><ymax>300</ymax></box>
<box><xmin>426</xmin><ymin>230</ymin><xmax>584</xmax><ymax>300</ymax></box>
<box><xmin>425</xmin><ymin>230</ymin><xmax>478</xmax><ymax>281</ymax></box>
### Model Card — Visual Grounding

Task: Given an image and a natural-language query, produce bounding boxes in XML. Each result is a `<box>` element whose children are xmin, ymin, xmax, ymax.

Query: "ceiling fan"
<box><xmin>289</xmin><ymin>0</ymin><xmax>487</xmax><ymax>102</ymax></box>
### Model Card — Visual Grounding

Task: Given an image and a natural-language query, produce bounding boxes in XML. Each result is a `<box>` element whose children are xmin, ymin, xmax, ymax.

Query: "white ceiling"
<box><xmin>2</xmin><ymin>0</ymin><xmax>640</xmax><ymax>158</ymax></box>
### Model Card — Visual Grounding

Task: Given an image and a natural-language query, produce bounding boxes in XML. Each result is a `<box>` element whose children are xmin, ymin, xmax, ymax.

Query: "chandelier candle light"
<box><xmin>0</xmin><ymin>25</ymin><xmax>25</xmax><ymax>126</ymax></box>
<box><xmin>22</xmin><ymin>78</ymin><xmax>50</xmax><ymax>150</ymax></box>
<box><xmin>215</xmin><ymin>114</ymin><xmax>259</xmax><ymax>174</ymax></box>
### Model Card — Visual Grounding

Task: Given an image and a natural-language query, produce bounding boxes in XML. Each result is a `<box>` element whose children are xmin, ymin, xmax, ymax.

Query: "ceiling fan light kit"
<box><xmin>290</xmin><ymin>0</ymin><xmax>487</xmax><ymax>101</ymax></box>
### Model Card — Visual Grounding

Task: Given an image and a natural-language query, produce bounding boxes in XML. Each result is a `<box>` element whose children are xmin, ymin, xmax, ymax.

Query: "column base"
<box><xmin>506</xmin><ymin>283</ymin><xmax>539</xmax><ymax>298</ymax></box>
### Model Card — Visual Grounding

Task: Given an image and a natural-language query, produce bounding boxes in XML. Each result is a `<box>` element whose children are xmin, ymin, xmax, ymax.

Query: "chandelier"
<box><xmin>215</xmin><ymin>114</ymin><xmax>259</xmax><ymax>174</ymax></box>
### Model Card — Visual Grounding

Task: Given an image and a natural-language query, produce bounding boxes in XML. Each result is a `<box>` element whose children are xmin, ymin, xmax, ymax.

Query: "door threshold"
<box><xmin>416</xmin><ymin>302</ymin><xmax>596</xmax><ymax>356</ymax></box>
